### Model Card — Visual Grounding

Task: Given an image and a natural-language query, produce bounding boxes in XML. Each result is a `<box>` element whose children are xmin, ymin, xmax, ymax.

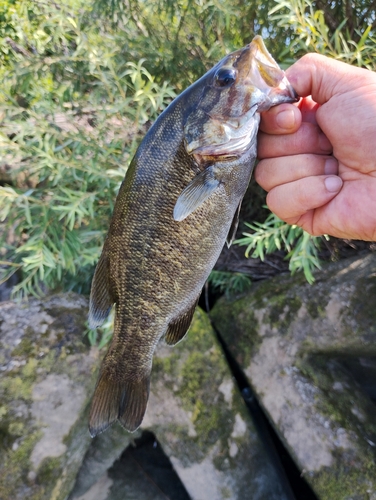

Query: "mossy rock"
<box><xmin>0</xmin><ymin>293</ymin><xmax>99</xmax><ymax>500</ymax></box>
<box><xmin>70</xmin><ymin>308</ymin><xmax>293</xmax><ymax>500</ymax></box>
<box><xmin>211</xmin><ymin>254</ymin><xmax>376</xmax><ymax>499</ymax></box>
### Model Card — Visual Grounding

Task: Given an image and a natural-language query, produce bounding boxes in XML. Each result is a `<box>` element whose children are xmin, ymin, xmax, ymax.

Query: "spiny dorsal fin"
<box><xmin>226</xmin><ymin>201</ymin><xmax>242</xmax><ymax>248</ymax></box>
<box><xmin>88</xmin><ymin>253</ymin><xmax>113</xmax><ymax>329</ymax></box>
<box><xmin>173</xmin><ymin>166</ymin><xmax>220</xmax><ymax>221</ymax></box>
<box><xmin>89</xmin><ymin>370</ymin><xmax>150</xmax><ymax>436</ymax></box>
<box><xmin>164</xmin><ymin>299</ymin><xmax>199</xmax><ymax>345</ymax></box>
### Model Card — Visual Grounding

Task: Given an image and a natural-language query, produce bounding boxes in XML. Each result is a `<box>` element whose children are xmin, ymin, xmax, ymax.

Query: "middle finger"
<box><xmin>258</xmin><ymin>122</ymin><xmax>333</xmax><ymax>159</ymax></box>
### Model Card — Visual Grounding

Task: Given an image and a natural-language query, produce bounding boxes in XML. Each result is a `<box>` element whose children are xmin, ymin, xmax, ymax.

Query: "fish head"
<box><xmin>184</xmin><ymin>35</ymin><xmax>298</xmax><ymax>158</ymax></box>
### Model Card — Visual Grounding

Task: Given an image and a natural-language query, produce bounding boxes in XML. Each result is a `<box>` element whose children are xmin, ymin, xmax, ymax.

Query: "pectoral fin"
<box><xmin>164</xmin><ymin>298</ymin><xmax>199</xmax><ymax>345</ymax></box>
<box><xmin>173</xmin><ymin>166</ymin><xmax>220</xmax><ymax>221</ymax></box>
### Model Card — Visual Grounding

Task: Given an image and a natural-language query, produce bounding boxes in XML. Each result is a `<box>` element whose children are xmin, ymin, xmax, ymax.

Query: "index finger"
<box><xmin>286</xmin><ymin>53</ymin><xmax>373</xmax><ymax>103</ymax></box>
<box><xmin>259</xmin><ymin>102</ymin><xmax>301</xmax><ymax>134</ymax></box>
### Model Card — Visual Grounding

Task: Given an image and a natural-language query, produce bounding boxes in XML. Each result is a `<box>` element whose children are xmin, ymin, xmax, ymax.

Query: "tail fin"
<box><xmin>89</xmin><ymin>371</ymin><xmax>150</xmax><ymax>437</ymax></box>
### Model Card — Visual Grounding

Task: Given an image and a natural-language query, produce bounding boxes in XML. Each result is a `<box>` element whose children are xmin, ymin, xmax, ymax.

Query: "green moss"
<box><xmin>305</xmin><ymin>296</ymin><xmax>327</xmax><ymax>319</ymax></box>
<box><xmin>179</xmin><ymin>349</ymin><xmax>233</xmax><ymax>453</ymax></box>
<box><xmin>313</xmin><ymin>460</ymin><xmax>376</xmax><ymax>500</ymax></box>
<box><xmin>22</xmin><ymin>358</ymin><xmax>38</xmax><ymax>379</ymax></box>
<box><xmin>298</xmin><ymin>356</ymin><xmax>351</xmax><ymax>425</ymax></box>
<box><xmin>267</xmin><ymin>294</ymin><xmax>302</xmax><ymax>331</ymax></box>
<box><xmin>210</xmin><ymin>297</ymin><xmax>261</xmax><ymax>367</ymax></box>
<box><xmin>2</xmin><ymin>375</ymin><xmax>32</xmax><ymax>400</ymax></box>
<box><xmin>299</xmin><ymin>354</ymin><xmax>376</xmax><ymax>480</ymax></box>
<box><xmin>0</xmin><ymin>430</ymin><xmax>42</xmax><ymax>500</ymax></box>
<box><xmin>153</xmin><ymin>309</ymin><xmax>246</xmax><ymax>469</ymax></box>
<box><xmin>187</xmin><ymin>308</ymin><xmax>215</xmax><ymax>351</ymax></box>
<box><xmin>0</xmin><ymin>357</ymin><xmax>40</xmax><ymax>403</ymax></box>
<box><xmin>8</xmin><ymin>421</ymin><xmax>25</xmax><ymax>436</ymax></box>
<box><xmin>11</xmin><ymin>330</ymin><xmax>37</xmax><ymax>357</ymax></box>
<box><xmin>349</xmin><ymin>276</ymin><xmax>376</xmax><ymax>338</ymax></box>
<box><xmin>0</xmin><ymin>418</ymin><xmax>16</xmax><ymax>451</ymax></box>
<box><xmin>36</xmin><ymin>456</ymin><xmax>63</xmax><ymax>486</ymax></box>
<box><xmin>219</xmin><ymin>486</ymin><xmax>232</xmax><ymax>499</ymax></box>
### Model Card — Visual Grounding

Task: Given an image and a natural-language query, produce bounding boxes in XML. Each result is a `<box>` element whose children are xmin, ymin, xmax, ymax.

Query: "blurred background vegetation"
<box><xmin>1</xmin><ymin>0</ymin><xmax>376</xmax><ymax>300</ymax></box>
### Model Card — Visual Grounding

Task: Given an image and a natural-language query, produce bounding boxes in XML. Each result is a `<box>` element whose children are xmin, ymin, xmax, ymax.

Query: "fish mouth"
<box><xmin>186</xmin><ymin>106</ymin><xmax>260</xmax><ymax>157</ymax></box>
<box><xmin>257</xmin><ymin>74</ymin><xmax>299</xmax><ymax>111</ymax></box>
<box><xmin>184</xmin><ymin>35</ymin><xmax>299</xmax><ymax>159</ymax></box>
<box><xmin>277</xmin><ymin>75</ymin><xmax>299</xmax><ymax>100</ymax></box>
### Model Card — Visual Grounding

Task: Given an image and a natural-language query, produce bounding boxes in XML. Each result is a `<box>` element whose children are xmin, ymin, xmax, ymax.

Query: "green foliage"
<box><xmin>0</xmin><ymin>0</ymin><xmax>175</xmax><ymax>298</ymax></box>
<box><xmin>208</xmin><ymin>270</ymin><xmax>252</xmax><ymax>296</ymax></box>
<box><xmin>1</xmin><ymin>0</ymin><xmax>375</xmax><ymax>301</ymax></box>
<box><xmin>270</xmin><ymin>0</ymin><xmax>376</xmax><ymax>67</ymax></box>
<box><xmin>236</xmin><ymin>212</ymin><xmax>326</xmax><ymax>284</ymax></box>
<box><xmin>91</xmin><ymin>0</ymin><xmax>297</xmax><ymax>89</ymax></box>
<box><xmin>85</xmin><ymin>309</ymin><xmax>114</xmax><ymax>348</ymax></box>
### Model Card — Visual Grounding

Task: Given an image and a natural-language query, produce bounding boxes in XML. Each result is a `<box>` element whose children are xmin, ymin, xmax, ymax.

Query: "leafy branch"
<box><xmin>235</xmin><ymin>212</ymin><xmax>325</xmax><ymax>284</ymax></box>
<box><xmin>0</xmin><ymin>0</ymin><xmax>175</xmax><ymax>299</ymax></box>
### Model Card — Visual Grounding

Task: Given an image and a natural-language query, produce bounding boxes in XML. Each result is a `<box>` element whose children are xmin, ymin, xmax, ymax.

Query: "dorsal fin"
<box><xmin>88</xmin><ymin>253</ymin><xmax>113</xmax><ymax>329</ymax></box>
<box><xmin>164</xmin><ymin>298</ymin><xmax>199</xmax><ymax>345</ymax></box>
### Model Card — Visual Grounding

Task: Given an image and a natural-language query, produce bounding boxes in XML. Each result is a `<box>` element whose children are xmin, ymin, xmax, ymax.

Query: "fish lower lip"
<box><xmin>289</xmin><ymin>85</ymin><xmax>299</xmax><ymax>101</ymax></box>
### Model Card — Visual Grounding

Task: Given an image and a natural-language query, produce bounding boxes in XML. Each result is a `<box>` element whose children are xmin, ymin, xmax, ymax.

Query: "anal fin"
<box><xmin>89</xmin><ymin>371</ymin><xmax>150</xmax><ymax>436</ymax></box>
<box><xmin>164</xmin><ymin>298</ymin><xmax>199</xmax><ymax>345</ymax></box>
<box><xmin>89</xmin><ymin>253</ymin><xmax>113</xmax><ymax>329</ymax></box>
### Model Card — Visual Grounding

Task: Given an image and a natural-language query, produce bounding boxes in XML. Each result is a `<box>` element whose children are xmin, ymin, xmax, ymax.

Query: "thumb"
<box><xmin>286</xmin><ymin>53</ymin><xmax>371</xmax><ymax>104</ymax></box>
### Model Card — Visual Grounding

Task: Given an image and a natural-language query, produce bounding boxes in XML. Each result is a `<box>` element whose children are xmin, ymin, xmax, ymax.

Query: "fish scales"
<box><xmin>88</xmin><ymin>36</ymin><xmax>298</xmax><ymax>436</ymax></box>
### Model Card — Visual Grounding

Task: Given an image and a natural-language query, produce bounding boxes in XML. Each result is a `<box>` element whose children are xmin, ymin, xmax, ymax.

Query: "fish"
<box><xmin>88</xmin><ymin>35</ymin><xmax>297</xmax><ymax>436</ymax></box>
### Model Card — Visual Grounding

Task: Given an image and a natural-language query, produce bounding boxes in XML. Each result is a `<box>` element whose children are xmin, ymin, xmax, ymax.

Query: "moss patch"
<box><xmin>211</xmin><ymin>278</ymin><xmax>303</xmax><ymax>367</ymax></box>
<box><xmin>301</xmin><ymin>355</ymin><xmax>376</xmax><ymax>437</ymax></box>
<box><xmin>298</xmin><ymin>354</ymin><xmax>376</xmax><ymax>497</ymax></box>
<box><xmin>267</xmin><ymin>293</ymin><xmax>302</xmax><ymax>332</ymax></box>
<box><xmin>0</xmin><ymin>293</ymin><xmax>96</xmax><ymax>500</ymax></box>
<box><xmin>313</xmin><ymin>460</ymin><xmax>376</xmax><ymax>500</ymax></box>
<box><xmin>0</xmin><ymin>429</ymin><xmax>42</xmax><ymax>500</ymax></box>
<box><xmin>154</xmin><ymin>308</ymin><xmax>254</xmax><ymax>472</ymax></box>
<box><xmin>179</xmin><ymin>349</ymin><xmax>234</xmax><ymax>455</ymax></box>
<box><xmin>36</xmin><ymin>456</ymin><xmax>64</xmax><ymax>487</ymax></box>
<box><xmin>210</xmin><ymin>297</ymin><xmax>261</xmax><ymax>367</ymax></box>
<box><xmin>349</xmin><ymin>276</ymin><xmax>376</xmax><ymax>340</ymax></box>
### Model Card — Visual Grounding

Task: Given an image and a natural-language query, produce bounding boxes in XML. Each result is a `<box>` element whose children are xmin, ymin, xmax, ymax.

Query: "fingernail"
<box><xmin>324</xmin><ymin>176</ymin><xmax>342</xmax><ymax>193</ymax></box>
<box><xmin>324</xmin><ymin>157</ymin><xmax>338</xmax><ymax>175</ymax></box>
<box><xmin>275</xmin><ymin>109</ymin><xmax>296</xmax><ymax>130</ymax></box>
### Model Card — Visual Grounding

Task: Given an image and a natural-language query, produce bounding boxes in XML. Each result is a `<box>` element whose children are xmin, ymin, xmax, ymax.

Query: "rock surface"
<box><xmin>211</xmin><ymin>254</ymin><xmax>376</xmax><ymax>499</ymax></box>
<box><xmin>70</xmin><ymin>308</ymin><xmax>292</xmax><ymax>500</ymax></box>
<box><xmin>0</xmin><ymin>293</ymin><xmax>291</xmax><ymax>500</ymax></box>
<box><xmin>0</xmin><ymin>294</ymin><xmax>99</xmax><ymax>500</ymax></box>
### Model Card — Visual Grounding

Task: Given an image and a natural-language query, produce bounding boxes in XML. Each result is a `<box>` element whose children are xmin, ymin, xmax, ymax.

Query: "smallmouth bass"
<box><xmin>88</xmin><ymin>36</ymin><xmax>297</xmax><ymax>436</ymax></box>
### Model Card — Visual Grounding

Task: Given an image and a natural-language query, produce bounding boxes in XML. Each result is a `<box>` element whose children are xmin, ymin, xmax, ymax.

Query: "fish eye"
<box><xmin>214</xmin><ymin>68</ymin><xmax>237</xmax><ymax>87</ymax></box>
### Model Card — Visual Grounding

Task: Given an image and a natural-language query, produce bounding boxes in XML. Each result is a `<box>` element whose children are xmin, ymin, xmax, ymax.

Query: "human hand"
<box><xmin>256</xmin><ymin>53</ymin><xmax>376</xmax><ymax>241</ymax></box>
